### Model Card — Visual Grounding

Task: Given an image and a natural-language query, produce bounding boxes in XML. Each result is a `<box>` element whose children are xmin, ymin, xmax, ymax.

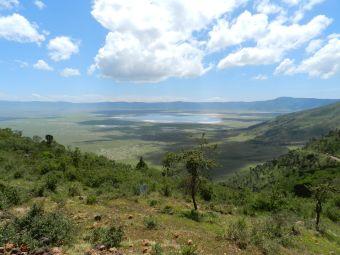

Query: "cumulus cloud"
<box><xmin>90</xmin><ymin>0</ymin><xmax>246</xmax><ymax>83</ymax></box>
<box><xmin>306</xmin><ymin>39</ymin><xmax>323</xmax><ymax>54</ymax></box>
<box><xmin>274</xmin><ymin>58</ymin><xmax>296</xmax><ymax>75</ymax></box>
<box><xmin>0</xmin><ymin>0</ymin><xmax>19</xmax><ymax>9</ymax></box>
<box><xmin>296</xmin><ymin>37</ymin><xmax>340</xmax><ymax>79</ymax></box>
<box><xmin>275</xmin><ymin>38</ymin><xmax>340</xmax><ymax>79</ymax></box>
<box><xmin>218</xmin><ymin>15</ymin><xmax>331</xmax><ymax>69</ymax></box>
<box><xmin>208</xmin><ymin>11</ymin><xmax>268</xmax><ymax>52</ymax></box>
<box><xmin>255</xmin><ymin>0</ymin><xmax>283</xmax><ymax>15</ymax></box>
<box><xmin>34</xmin><ymin>0</ymin><xmax>46</xmax><ymax>10</ymax></box>
<box><xmin>0</xmin><ymin>13</ymin><xmax>45</xmax><ymax>43</ymax></box>
<box><xmin>60</xmin><ymin>68</ymin><xmax>80</xmax><ymax>77</ymax></box>
<box><xmin>47</xmin><ymin>36</ymin><xmax>80</xmax><ymax>62</ymax></box>
<box><xmin>33</xmin><ymin>59</ymin><xmax>53</xmax><ymax>71</ymax></box>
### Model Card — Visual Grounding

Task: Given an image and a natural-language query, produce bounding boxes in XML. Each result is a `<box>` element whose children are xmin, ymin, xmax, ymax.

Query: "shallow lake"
<box><xmin>111</xmin><ymin>113</ymin><xmax>222</xmax><ymax>124</ymax></box>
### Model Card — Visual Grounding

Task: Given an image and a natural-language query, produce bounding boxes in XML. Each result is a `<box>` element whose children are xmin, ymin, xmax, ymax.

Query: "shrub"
<box><xmin>0</xmin><ymin>204</ymin><xmax>74</xmax><ymax>249</ymax></box>
<box><xmin>90</xmin><ymin>224</ymin><xmax>124</xmax><ymax>248</ymax></box>
<box><xmin>45</xmin><ymin>174</ymin><xmax>58</xmax><ymax>192</ymax></box>
<box><xmin>86</xmin><ymin>194</ymin><xmax>97</xmax><ymax>205</ymax></box>
<box><xmin>161</xmin><ymin>205</ymin><xmax>174</xmax><ymax>215</ymax></box>
<box><xmin>0</xmin><ymin>183</ymin><xmax>22</xmax><ymax>209</ymax></box>
<box><xmin>182</xmin><ymin>210</ymin><xmax>202</xmax><ymax>222</ymax></box>
<box><xmin>325</xmin><ymin>204</ymin><xmax>340</xmax><ymax>222</ymax></box>
<box><xmin>161</xmin><ymin>184</ymin><xmax>172</xmax><ymax>197</ymax></box>
<box><xmin>225</xmin><ymin>218</ymin><xmax>249</xmax><ymax>249</ymax></box>
<box><xmin>144</xmin><ymin>216</ymin><xmax>158</xmax><ymax>230</ymax></box>
<box><xmin>180</xmin><ymin>245</ymin><xmax>198</xmax><ymax>255</ymax></box>
<box><xmin>151</xmin><ymin>243</ymin><xmax>163</xmax><ymax>255</ymax></box>
<box><xmin>149</xmin><ymin>199</ymin><xmax>158</xmax><ymax>207</ymax></box>
<box><xmin>68</xmin><ymin>184</ymin><xmax>82</xmax><ymax>197</ymax></box>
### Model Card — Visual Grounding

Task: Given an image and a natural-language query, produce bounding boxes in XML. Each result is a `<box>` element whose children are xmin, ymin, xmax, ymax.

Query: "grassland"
<box><xmin>0</xmin><ymin>109</ymin><xmax>280</xmax><ymax>177</ymax></box>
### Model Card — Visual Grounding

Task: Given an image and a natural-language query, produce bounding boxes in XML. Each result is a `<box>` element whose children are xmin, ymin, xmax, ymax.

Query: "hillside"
<box><xmin>0</xmin><ymin>97</ymin><xmax>338</xmax><ymax>117</ymax></box>
<box><xmin>245</xmin><ymin>102</ymin><xmax>340</xmax><ymax>145</ymax></box>
<box><xmin>0</xmin><ymin>128</ymin><xmax>339</xmax><ymax>255</ymax></box>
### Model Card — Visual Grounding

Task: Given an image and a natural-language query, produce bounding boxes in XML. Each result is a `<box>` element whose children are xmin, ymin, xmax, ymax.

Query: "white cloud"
<box><xmin>275</xmin><ymin>38</ymin><xmax>340</xmax><ymax>79</ymax></box>
<box><xmin>274</xmin><ymin>58</ymin><xmax>296</xmax><ymax>75</ymax></box>
<box><xmin>296</xmin><ymin>37</ymin><xmax>340</xmax><ymax>79</ymax></box>
<box><xmin>218</xmin><ymin>15</ymin><xmax>331</xmax><ymax>69</ymax></box>
<box><xmin>208</xmin><ymin>11</ymin><xmax>268</xmax><ymax>52</ymax></box>
<box><xmin>253</xmin><ymin>74</ymin><xmax>268</xmax><ymax>80</ymax></box>
<box><xmin>90</xmin><ymin>0</ymin><xmax>246</xmax><ymax>83</ymax></box>
<box><xmin>218</xmin><ymin>47</ymin><xmax>281</xmax><ymax>68</ymax></box>
<box><xmin>47</xmin><ymin>36</ymin><xmax>80</xmax><ymax>62</ymax></box>
<box><xmin>60</xmin><ymin>68</ymin><xmax>80</xmax><ymax>77</ymax></box>
<box><xmin>0</xmin><ymin>13</ymin><xmax>45</xmax><ymax>43</ymax></box>
<box><xmin>306</xmin><ymin>39</ymin><xmax>323</xmax><ymax>54</ymax></box>
<box><xmin>33</xmin><ymin>59</ymin><xmax>53</xmax><ymax>71</ymax></box>
<box><xmin>255</xmin><ymin>0</ymin><xmax>283</xmax><ymax>15</ymax></box>
<box><xmin>292</xmin><ymin>0</ymin><xmax>326</xmax><ymax>22</ymax></box>
<box><xmin>281</xmin><ymin>0</ymin><xmax>300</xmax><ymax>6</ymax></box>
<box><xmin>0</xmin><ymin>0</ymin><xmax>19</xmax><ymax>9</ymax></box>
<box><xmin>34</xmin><ymin>0</ymin><xmax>46</xmax><ymax>10</ymax></box>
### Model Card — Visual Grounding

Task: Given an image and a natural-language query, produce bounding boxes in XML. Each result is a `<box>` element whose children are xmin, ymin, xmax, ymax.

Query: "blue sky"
<box><xmin>0</xmin><ymin>0</ymin><xmax>339</xmax><ymax>102</ymax></box>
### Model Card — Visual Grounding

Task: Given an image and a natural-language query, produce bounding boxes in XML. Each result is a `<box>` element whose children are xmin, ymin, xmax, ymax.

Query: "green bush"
<box><xmin>144</xmin><ymin>216</ymin><xmax>158</xmax><ymax>230</ymax></box>
<box><xmin>68</xmin><ymin>183</ymin><xmax>82</xmax><ymax>197</ymax></box>
<box><xmin>86</xmin><ymin>194</ymin><xmax>97</xmax><ymax>205</ymax></box>
<box><xmin>0</xmin><ymin>204</ymin><xmax>74</xmax><ymax>249</ymax></box>
<box><xmin>0</xmin><ymin>183</ymin><xmax>22</xmax><ymax>209</ymax></box>
<box><xmin>180</xmin><ymin>245</ymin><xmax>198</xmax><ymax>255</ymax></box>
<box><xmin>151</xmin><ymin>243</ymin><xmax>163</xmax><ymax>255</ymax></box>
<box><xmin>90</xmin><ymin>224</ymin><xmax>124</xmax><ymax>248</ymax></box>
<box><xmin>225</xmin><ymin>218</ymin><xmax>249</xmax><ymax>249</ymax></box>
<box><xmin>161</xmin><ymin>205</ymin><xmax>174</xmax><ymax>215</ymax></box>
<box><xmin>182</xmin><ymin>210</ymin><xmax>202</xmax><ymax>222</ymax></box>
<box><xmin>45</xmin><ymin>174</ymin><xmax>58</xmax><ymax>192</ymax></box>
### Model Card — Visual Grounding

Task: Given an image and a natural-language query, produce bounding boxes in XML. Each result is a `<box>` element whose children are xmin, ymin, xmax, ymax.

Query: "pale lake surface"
<box><xmin>110</xmin><ymin>112</ymin><xmax>222</xmax><ymax>124</ymax></box>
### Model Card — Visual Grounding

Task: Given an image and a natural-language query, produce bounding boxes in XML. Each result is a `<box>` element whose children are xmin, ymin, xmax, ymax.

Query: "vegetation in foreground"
<box><xmin>0</xmin><ymin>128</ymin><xmax>339</xmax><ymax>254</ymax></box>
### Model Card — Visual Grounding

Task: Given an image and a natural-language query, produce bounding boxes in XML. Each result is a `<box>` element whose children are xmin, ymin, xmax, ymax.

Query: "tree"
<box><xmin>136</xmin><ymin>156</ymin><xmax>148</xmax><ymax>170</ymax></box>
<box><xmin>164</xmin><ymin>134</ymin><xmax>217</xmax><ymax>211</ymax></box>
<box><xmin>45</xmin><ymin>134</ymin><xmax>54</xmax><ymax>146</ymax></box>
<box><xmin>311</xmin><ymin>183</ymin><xmax>335</xmax><ymax>231</ymax></box>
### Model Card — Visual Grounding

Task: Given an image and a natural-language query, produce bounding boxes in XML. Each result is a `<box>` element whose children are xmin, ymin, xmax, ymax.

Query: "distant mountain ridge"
<box><xmin>0</xmin><ymin>97</ymin><xmax>338</xmax><ymax>115</ymax></box>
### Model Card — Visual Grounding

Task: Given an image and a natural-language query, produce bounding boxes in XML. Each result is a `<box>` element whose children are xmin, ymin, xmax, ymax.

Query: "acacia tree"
<box><xmin>163</xmin><ymin>134</ymin><xmax>217</xmax><ymax>211</ymax></box>
<box><xmin>45</xmin><ymin>134</ymin><xmax>54</xmax><ymax>146</ymax></box>
<box><xmin>311</xmin><ymin>183</ymin><xmax>335</xmax><ymax>231</ymax></box>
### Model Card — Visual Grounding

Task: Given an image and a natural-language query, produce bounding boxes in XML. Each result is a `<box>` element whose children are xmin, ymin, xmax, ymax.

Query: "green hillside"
<box><xmin>0</xmin><ymin>128</ymin><xmax>339</xmax><ymax>255</ymax></box>
<box><xmin>246</xmin><ymin>102</ymin><xmax>340</xmax><ymax>145</ymax></box>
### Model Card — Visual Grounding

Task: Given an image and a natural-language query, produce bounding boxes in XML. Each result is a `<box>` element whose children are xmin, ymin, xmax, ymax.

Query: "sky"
<box><xmin>0</xmin><ymin>0</ymin><xmax>339</xmax><ymax>103</ymax></box>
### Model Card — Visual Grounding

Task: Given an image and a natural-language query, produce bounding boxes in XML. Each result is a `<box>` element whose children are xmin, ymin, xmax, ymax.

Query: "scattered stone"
<box><xmin>174</xmin><ymin>233</ymin><xmax>180</xmax><ymax>239</ymax></box>
<box><xmin>20</xmin><ymin>244</ymin><xmax>29</xmax><ymax>253</ymax></box>
<box><xmin>128</xmin><ymin>215</ymin><xmax>133</xmax><ymax>219</ymax></box>
<box><xmin>142</xmin><ymin>240</ymin><xmax>150</xmax><ymax>247</ymax></box>
<box><xmin>142</xmin><ymin>247</ymin><xmax>149</xmax><ymax>254</ymax></box>
<box><xmin>50</xmin><ymin>247</ymin><xmax>62</xmax><ymax>254</ymax></box>
<box><xmin>5</xmin><ymin>243</ymin><xmax>15</xmax><ymax>252</ymax></box>
<box><xmin>187</xmin><ymin>240</ymin><xmax>193</xmax><ymax>245</ymax></box>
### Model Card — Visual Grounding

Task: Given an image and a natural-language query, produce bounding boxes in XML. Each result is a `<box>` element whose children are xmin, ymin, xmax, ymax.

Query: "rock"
<box><xmin>174</xmin><ymin>233</ymin><xmax>180</xmax><ymax>239</ymax></box>
<box><xmin>20</xmin><ymin>244</ymin><xmax>29</xmax><ymax>253</ymax></box>
<box><xmin>142</xmin><ymin>240</ymin><xmax>150</xmax><ymax>247</ymax></box>
<box><xmin>95</xmin><ymin>244</ymin><xmax>106</xmax><ymax>251</ymax></box>
<box><xmin>142</xmin><ymin>247</ymin><xmax>149</xmax><ymax>254</ymax></box>
<box><xmin>5</xmin><ymin>243</ymin><xmax>16</xmax><ymax>251</ymax></box>
<box><xmin>94</xmin><ymin>214</ymin><xmax>102</xmax><ymax>222</ymax></box>
<box><xmin>128</xmin><ymin>215</ymin><xmax>133</xmax><ymax>219</ymax></box>
<box><xmin>108</xmin><ymin>247</ymin><xmax>118</xmax><ymax>253</ymax></box>
<box><xmin>0</xmin><ymin>247</ymin><xmax>5</xmax><ymax>253</ymax></box>
<box><xmin>187</xmin><ymin>240</ymin><xmax>193</xmax><ymax>245</ymax></box>
<box><xmin>50</xmin><ymin>247</ymin><xmax>62</xmax><ymax>254</ymax></box>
